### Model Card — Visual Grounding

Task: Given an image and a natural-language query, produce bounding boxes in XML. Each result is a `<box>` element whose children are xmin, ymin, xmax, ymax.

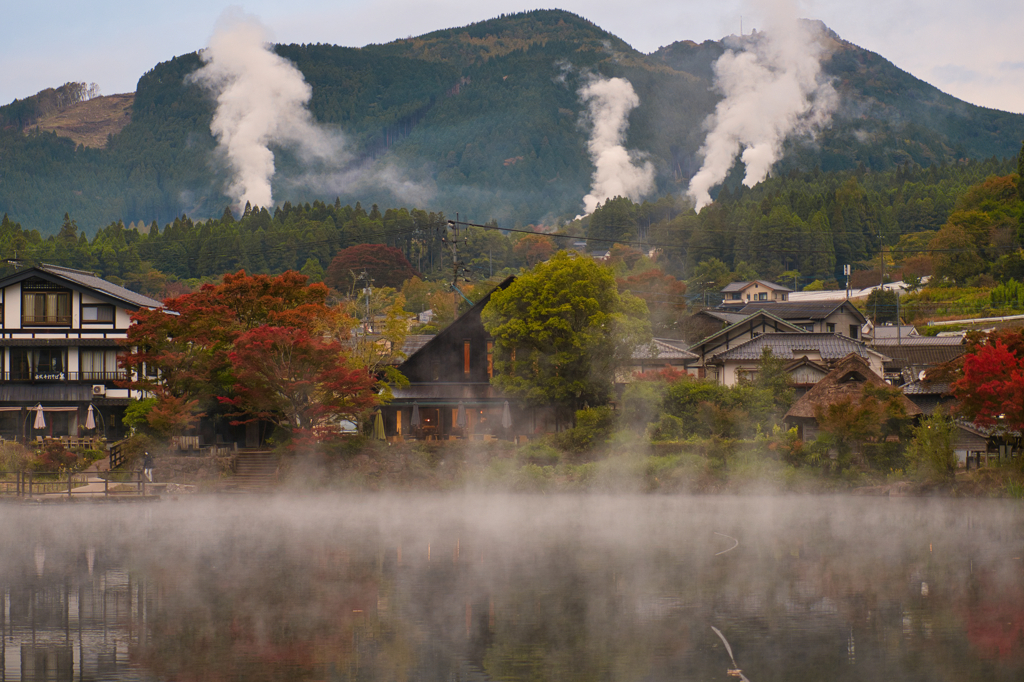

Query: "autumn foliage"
<box><xmin>951</xmin><ymin>329</ymin><xmax>1024</xmax><ymax>431</ymax></box>
<box><xmin>124</xmin><ymin>270</ymin><xmax>378</xmax><ymax>441</ymax></box>
<box><xmin>324</xmin><ymin>244</ymin><xmax>419</xmax><ymax>291</ymax></box>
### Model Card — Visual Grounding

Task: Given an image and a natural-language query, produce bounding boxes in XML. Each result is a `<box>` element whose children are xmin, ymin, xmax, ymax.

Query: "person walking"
<box><xmin>143</xmin><ymin>451</ymin><xmax>154</xmax><ymax>482</ymax></box>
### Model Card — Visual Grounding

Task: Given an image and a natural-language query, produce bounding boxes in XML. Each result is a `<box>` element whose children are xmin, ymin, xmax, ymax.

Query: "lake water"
<box><xmin>2</xmin><ymin>494</ymin><xmax>1022</xmax><ymax>681</ymax></box>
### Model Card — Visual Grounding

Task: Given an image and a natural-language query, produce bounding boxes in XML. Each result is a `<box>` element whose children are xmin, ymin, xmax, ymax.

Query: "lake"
<box><xmin>2</xmin><ymin>494</ymin><xmax>1022</xmax><ymax>681</ymax></box>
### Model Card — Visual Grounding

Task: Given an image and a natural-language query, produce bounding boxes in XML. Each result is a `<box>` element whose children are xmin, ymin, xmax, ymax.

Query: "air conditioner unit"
<box><xmin>91</xmin><ymin>385</ymin><xmax>106</xmax><ymax>396</ymax></box>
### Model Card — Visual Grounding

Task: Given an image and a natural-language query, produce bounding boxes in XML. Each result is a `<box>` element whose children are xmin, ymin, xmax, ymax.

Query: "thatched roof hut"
<box><xmin>785</xmin><ymin>353</ymin><xmax>923</xmax><ymax>439</ymax></box>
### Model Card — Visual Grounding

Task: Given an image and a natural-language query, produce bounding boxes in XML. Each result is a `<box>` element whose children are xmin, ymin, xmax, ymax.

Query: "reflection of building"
<box><xmin>2</xmin><ymin>552</ymin><xmax>141</xmax><ymax>681</ymax></box>
<box><xmin>0</xmin><ymin>265</ymin><xmax>162</xmax><ymax>440</ymax></box>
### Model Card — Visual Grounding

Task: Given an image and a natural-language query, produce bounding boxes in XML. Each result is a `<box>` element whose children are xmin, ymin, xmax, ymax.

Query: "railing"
<box><xmin>21</xmin><ymin>315</ymin><xmax>72</xmax><ymax>326</ymax></box>
<box><xmin>108</xmin><ymin>440</ymin><xmax>126</xmax><ymax>470</ymax></box>
<box><xmin>0</xmin><ymin>470</ymin><xmax>152</xmax><ymax>497</ymax></box>
<box><xmin>0</xmin><ymin>370</ymin><xmax>127</xmax><ymax>382</ymax></box>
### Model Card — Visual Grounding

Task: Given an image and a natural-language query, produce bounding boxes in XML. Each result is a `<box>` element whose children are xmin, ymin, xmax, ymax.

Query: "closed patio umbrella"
<box><xmin>33</xmin><ymin>404</ymin><xmax>46</xmax><ymax>430</ymax></box>
<box><xmin>455</xmin><ymin>402</ymin><xmax>467</xmax><ymax>429</ymax></box>
<box><xmin>501</xmin><ymin>401</ymin><xmax>513</xmax><ymax>430</ymax></box>
<box><xmin>85</xmin><ymin>405</ymin><xmax>96</xmax><ymax>430</ymax></box>
<box><xmin>410</xmin><ymin>402</ymin><xmax>421</xmax><ymax>427</ymax></box>
<box><xmin>372</xmin><ymin>411</ymin><xmax>386</xmax><ymax>441</ymax></box>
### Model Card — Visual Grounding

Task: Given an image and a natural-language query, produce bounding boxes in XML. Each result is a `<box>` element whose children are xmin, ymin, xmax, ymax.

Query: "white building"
<box><xmin>0</xmin><ymin>264</ymin><xmax>163</xmax><ymax>440</ymax></box>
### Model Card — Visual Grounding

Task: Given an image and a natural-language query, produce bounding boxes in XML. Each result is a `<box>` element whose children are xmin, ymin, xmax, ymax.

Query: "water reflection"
<box><xmin>1</xmin><ymin>495</ymin><xmax>1022</xmax><ymax>681</ymax></box>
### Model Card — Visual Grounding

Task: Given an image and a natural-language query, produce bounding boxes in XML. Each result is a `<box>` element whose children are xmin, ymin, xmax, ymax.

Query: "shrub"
<box><xmin>518</xmin><ymin>441</ymin><xmax>561</xmax><ymax>466</ymax></box>
<box><xmin>32</xmin><ymin>440</ymin><xmax>81</xmax><ymax>472</ymax></box>
<box><xmin>554</xmin><ymin>406</ymin><xmax>616</xmax><ymax>453</ymax></box>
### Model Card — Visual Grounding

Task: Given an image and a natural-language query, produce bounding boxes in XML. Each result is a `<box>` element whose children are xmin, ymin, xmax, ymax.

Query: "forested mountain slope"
<box><xmin>1</xmin><ymin>9</ymin><xmax>1022</xmax><ymax>235</ymax></box>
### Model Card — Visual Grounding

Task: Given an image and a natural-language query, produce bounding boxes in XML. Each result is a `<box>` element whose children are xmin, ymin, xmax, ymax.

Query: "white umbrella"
<box><xmin>410</xmin><ymin>402</ymin><xmax>421</xmax><ymax>427</ymax></box>
<box><xmin>455</xmin><ymin>402</ymin><xmax>467</xmax><ymax>429</ymax></box>
<box><xmin>502</xmin><ymin>401</ymin><xmax>513</xmax><ymax>430</ymax></box>
<box><xmin>33</xmin><ymin>404</ymin><xmax>46</xmax><ymax>430</ymax></box>
<box><xmin>85</xmin><ymin>405</ymin><xmax>96</xmax><ymax>430</ymax></box>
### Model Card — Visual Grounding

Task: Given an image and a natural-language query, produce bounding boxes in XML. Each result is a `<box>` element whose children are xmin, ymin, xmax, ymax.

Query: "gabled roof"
<box><xmin>709</xmin><ymin>332</ymin><xmax>883</xmax><ymax>363</ymax></box>
<box><xmin>0</xmin><ymin>264</ymin><xmax>163</xmax><ymax>310</ymax></box>
<box><xmin>866</xmin><ymin>324</ymin><xmax>919</xmax><ymax>339</ymax></box>
<box><xmin>399</xmin><ymin>276</ymin><xmax>515</xmax><ymax>369</ymax></box>
<box><xmin>694</xmin><ymin>309</ymin><xmax>748</xmax><ymax>325</ymax></box>
<box><xmin>689</xmin><ymin>310</ymin><xmax>807</xmax><ymax>353</ymax></box>
<box><xmin>632</xmin><ymin>338</ymin><xmax>698</xmax><ymax>361</ymax></box>
<box><xmin>735</xmin><ymin>300</ymin><xmax>867</xmax><ymax>324</ymax></box>
<box><xmin>785</xmin><ymin>353</ymin><xmax>923</xmax><ymax>420</ymax></box>
<box><xmin>720</xmin><ymin>279</ymin><xmax>793</xmax><ymax>293</ymax></box>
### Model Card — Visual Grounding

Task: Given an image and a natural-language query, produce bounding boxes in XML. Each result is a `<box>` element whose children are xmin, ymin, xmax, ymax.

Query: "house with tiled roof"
<box><xmin>0</xmin><ymin>264</ymin><xmax>163</xmax><ymax>441</ymax></box>
<box><xmin>687</xmin><ymin>310</ymin><xmax>807</xmax><ymax>377</ymax></box>
<box><xmin>718</xmin><ymin>280</ymin><xmax>793</xmax><ymax>308</ymax></box>
<box><xmin>732</xmin><ymin>300</ymin><xmax>867</xmax><ymax>339</ymax></box>
<box><xmin>869</xmin><ymin>334</ymin><xmax>966</xmax><ymax>385</ymax></box>
<box><xmin>705</xmin><ymin>332</ymin><xmax>889</xmax><ymax>387</ymax></box>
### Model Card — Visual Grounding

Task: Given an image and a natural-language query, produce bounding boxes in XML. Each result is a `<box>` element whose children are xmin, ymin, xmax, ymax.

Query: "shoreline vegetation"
<box><xmin>139</xmin><ymin>437</ymin><xmax>1024</xmax><ymax>499</ymax></box>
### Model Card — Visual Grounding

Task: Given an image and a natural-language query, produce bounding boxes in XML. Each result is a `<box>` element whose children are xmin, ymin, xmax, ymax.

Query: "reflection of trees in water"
<box><xmin>0</xmin><ymin>498</ymin><xmax>1023</xmax><ymax>680</ymax></box>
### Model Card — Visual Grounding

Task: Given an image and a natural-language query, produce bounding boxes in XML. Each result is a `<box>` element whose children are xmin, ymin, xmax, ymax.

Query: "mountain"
<box><xmin>1</xmin><ymin>9</ymin><xmax>1023</xmax><ymax>235</ymax></box>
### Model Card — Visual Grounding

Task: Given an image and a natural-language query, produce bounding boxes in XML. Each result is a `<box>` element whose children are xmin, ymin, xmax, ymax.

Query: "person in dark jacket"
<box><xmin>142</xmin><ymin>451</ymin><xmax>154</xmax><ymax>482</ymax></box>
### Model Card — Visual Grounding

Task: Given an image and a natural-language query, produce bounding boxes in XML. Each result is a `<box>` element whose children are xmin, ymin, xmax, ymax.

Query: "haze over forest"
<box><xmin>2</xmin><ymin>8</ymin><xmax>1024</xmax><ymax>237</ymax></box>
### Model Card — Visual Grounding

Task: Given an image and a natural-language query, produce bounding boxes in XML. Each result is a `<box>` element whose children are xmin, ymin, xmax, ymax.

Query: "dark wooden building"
<box><xmin>383</xmin><ymin>277</ymin><xmax>552</xmax><ymax>441</ymax></box>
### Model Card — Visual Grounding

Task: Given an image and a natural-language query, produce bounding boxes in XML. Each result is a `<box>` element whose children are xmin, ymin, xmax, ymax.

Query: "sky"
<box><xmin>3</xmin><ymin>0</ymin><xmax>1023</xmax><ymax>114</ymax></box>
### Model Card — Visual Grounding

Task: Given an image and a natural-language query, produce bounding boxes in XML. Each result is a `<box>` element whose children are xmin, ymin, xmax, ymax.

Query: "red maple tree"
<box><xmin>123</xmin><ymin>270</ymin><xmax>375</xmax><ymax>440</ymax></box>
<box><xmin>951</xmin><ymin>329</ymin><xmax>1024</xmax><ymax>431</ymax></box>
<box><xmin>220</xmin><ymin>326</ymin><xmax>377</xmax><ymax>442</ymax></box>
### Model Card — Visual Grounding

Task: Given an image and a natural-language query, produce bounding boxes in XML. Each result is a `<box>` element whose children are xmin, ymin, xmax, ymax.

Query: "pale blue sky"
<box><xmin>4</xmin><ymin>0</ymin><xmax>1023</xmax><ymax>113</ymax></box>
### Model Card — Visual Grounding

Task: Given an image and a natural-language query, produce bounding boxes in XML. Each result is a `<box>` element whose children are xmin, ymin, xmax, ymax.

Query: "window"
<box><xmin>826</xmin><ymin>323</ymin><xmax>836</xmax><ymax>333</ymax></box>
<box><xmin>487</xmin><ymin>341</ymin><xmax>494</xmax><ymax>379</ymax></box>
<box><xmin>11</xmin><ymin>348</ymin><xmax>67</xmax><ymax>380</ymax></box>
<box><xmin>22</xmin><ymin>292</ymin><xmax>71</xmax><ymax>325</ymax></box>
<box><xmin>82</xmin><ymin>304</ymin><xmax>115</xmax><ymax>323</ymax></box>
<box><xmin>849</xmin><ymin>325</ymin><xmax>859</xmax><ymax>339</ymax></box>
<box><xmin>463</xmin><ymin>340</ymin><xmax>471</xmax><ymax>375</ymax></box>
<box><xmin>758</xmin><ymin>292</ymin><xmax>768</xmax><ymax>300</ymax></box>
<box><xmin>81</xmin><ymin>348</ymin><xmax>125</xmax><ymax>380</ymax></box>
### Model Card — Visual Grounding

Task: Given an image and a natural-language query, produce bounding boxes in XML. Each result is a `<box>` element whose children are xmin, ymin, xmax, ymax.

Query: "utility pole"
<box><xmin>444</xmin><ymin>215</ymin><xmax>475</xmax><ymax>307</ymax></box>
<box><xmin>358</xmin><ymin>270</ymin><xmax>374</xmax><ymax>332</ymax></box>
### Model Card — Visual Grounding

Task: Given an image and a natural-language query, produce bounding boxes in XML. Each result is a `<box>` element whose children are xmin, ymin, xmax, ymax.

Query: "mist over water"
<box><xmin>4</xmin><ymin>495</ymin><xmax>1023</xmax><ymax>680</ymax></box>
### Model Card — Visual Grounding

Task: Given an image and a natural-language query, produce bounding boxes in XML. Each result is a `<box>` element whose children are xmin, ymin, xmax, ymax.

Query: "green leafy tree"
<box><xmin>865</xmin><ymin>288</ymin><xmax>899</xmax><ymax>324</ymax></box>
<box><xmin>905</xmin><ymin>409</ymin><xmax>958</xmax><ymax>484</ymax></box>
<box><xmin>482</xmin><ymin>251</ymin><xmax>651</xmax><ymax>423</ymax></box>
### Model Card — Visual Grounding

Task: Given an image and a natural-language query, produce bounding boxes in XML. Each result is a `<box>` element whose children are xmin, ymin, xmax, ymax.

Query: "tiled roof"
<box><xmin>633</xmin><ymin>338</ymin><xmax>698</xmax><ymax>361</ymax></box>
<box><xmin>401</xmin><ymin>335</ymin><xmax>435</xmax><ymax>356</ymax></box>
<box><xmin>720</xmin><ymin>280</ymin><xmax>793</xmax><ymax>293</ymax></box>
<box><xmin>901</xmin><ymin>379</ymin><xmax>952</xmax><ymax>396</ymax></box>
<box><xmin>735</xmin><ymin>300</ymin><xmax>865</xmax><ymax>322</ymax></box>
<box><xmin>709</xmin><ymin>332</ymin><xmax>875</xmax><ymax>362</ymax></box>
<box><xmin>880</xmin><ymin>344</ymin><xmax>965</xmax><ymax>369</ymax></box>
<box><xmin>690</xmin><ymin>310</ymin><xmax>807</xmax><ymax>351</ymax></box>
<box><xmin>871</xmin><ymin>335</ymin><xmax>964</xmax><ymax>346</ymax></box>
<box><xmin>38</xmin><ymin>264</ymin><xmax>164</xmax><ymax>309</ymax></box>
<box><xmin>868</xmin><ymin>325</ymin><xmax>919</xmax><ymax>339</ymax></box>
<box><xmin>698</xmin><ymin>310</ymin><xmax>747</xmax><ymax>324</ymax></box>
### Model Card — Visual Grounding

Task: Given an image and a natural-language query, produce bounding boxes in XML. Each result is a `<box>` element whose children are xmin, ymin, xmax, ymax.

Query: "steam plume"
<box><xmin>687</xmin><ymin>12</ymin><xmax>837</xmax><ymax>211</ymax></box>
<box><xmin>579</xmin><ymin>77</ymin><xmax>655</xmax><ymax>216</ymax></box>
<box><xmin>189</xmin><ymin>10</ymin><xmax>343</xmax><ymax>210</ymax></box>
